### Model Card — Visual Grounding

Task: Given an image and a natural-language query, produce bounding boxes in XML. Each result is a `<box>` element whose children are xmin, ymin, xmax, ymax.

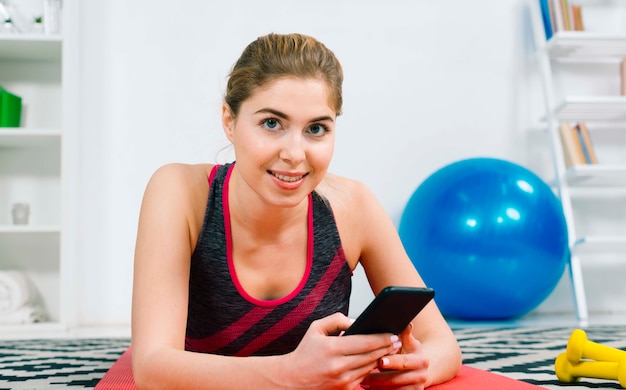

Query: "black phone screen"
<box><xmin>343</xmin><ymin>286</ymin><xmax>434</xmax><ymax>336</ymax></box>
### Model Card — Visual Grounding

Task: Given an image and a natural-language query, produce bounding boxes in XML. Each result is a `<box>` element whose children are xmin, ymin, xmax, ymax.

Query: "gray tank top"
<box><xmin>185</xmin><ymin>163</ymin><xmax>352</xmax><ymax>356</ymax></box>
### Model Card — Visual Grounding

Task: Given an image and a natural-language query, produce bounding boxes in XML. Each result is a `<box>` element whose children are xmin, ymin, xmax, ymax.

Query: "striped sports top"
<box><xmin>185</xmin><ymin>163</ymin><xmax>352</xmax><ymax>356</ymax></box>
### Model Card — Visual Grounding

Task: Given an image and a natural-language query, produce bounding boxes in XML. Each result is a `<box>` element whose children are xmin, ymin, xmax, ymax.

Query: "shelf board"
<box><xmin>0</xmin><ymin>35</ymin><xmax>62</xmax><ymax>61</ymax></box>
<box><xmin>0</xmin><ymin>321</ymin><xmax>67</xmax><ymax>339</ymax></box>
<box><xmin>564</xmin><ymin>164</ymin><xmax>626</xmax><ymax>187</ymax></box>
<box><xmin>0</xmin><ymin>225</ymin><xmax>61</xmax><ymax>234</ymax></box>
<box><xmin>573</xmin><ymin>236</ymin><xmax>626</xmax><ymax>254</ymax></box>
<box><xmin>552</xmin><ymin>96</ymin><xmax>626</xmax><ymax>121</ymax></box>
<box><xmin>0</xmin><ymin>128</ymin><xmax>61</xmax><ymax>148</ymax></box>
<box><xmin>546</xmin><ymin>32</ymin><xmax>626</xmax><ymax>61</ymax></box>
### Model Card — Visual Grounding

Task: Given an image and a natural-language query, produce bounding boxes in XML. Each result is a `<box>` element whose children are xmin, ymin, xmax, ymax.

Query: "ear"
<box><xmin>222</xmin><ymin>103</ymin><xmax>236</xmax><ymax>143</ymax></box>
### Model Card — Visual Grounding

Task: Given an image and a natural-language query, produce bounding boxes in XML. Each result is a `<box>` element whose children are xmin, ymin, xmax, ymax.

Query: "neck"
<box><xmin>227</xmin><ymin>167</ymin><xmax>310</xmax><ymax>242</ymax></box>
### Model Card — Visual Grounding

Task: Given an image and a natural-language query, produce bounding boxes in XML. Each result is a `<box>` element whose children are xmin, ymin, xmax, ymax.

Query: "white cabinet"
<box><xmin>529</xmin><ymin>0</ymin><xmax>626</xmax><ymax>322</ymax></box>
<box><xmin>0</xmin><ymin>1</ymin><xmax>76</xmax><ymax>334</ymax></box>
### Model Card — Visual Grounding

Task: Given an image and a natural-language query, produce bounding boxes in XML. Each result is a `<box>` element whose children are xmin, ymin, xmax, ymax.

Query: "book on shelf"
<box><xmin>558</xmin><ymin>121</ymin><xmax>597</xmax><ymax>168</ymax></box>
<box><xmin>559</xmin><ymin>122</ymin><xmax>585</xmax><ymax>167</ymax></box>
<box><xmin>539</xmin><ymin>0</ymin><xmax>554</xmax><ymax>40</ymax></box>
<box><xmin>559</xmin><ymin>0</ymin><xmax>572</xmax><ymax>31</ymax></box>
<box><xmin>538</xmin><ymin>0</ymin><xmax>584</xmax><ymax>39</ymax></box>
<box><xmin>571</xmin><ymin>5</ymin><xmax>584</xmax><ymax>31</ymax></box>
<box><xmin>575</xmin><ymin>122</ymin><xmax>598</xmax><ymax>164</ymax></box>
<box><xmin>552</xmin><ymin>0</ymin><xmax>565</xmax><ymax>34</ymax></box>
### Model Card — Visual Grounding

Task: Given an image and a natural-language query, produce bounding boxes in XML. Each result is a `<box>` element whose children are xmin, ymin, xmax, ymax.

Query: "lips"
<box><xmin>269</xmin><ymin>171</ymin><xmax>307</xmax><ymax>183</ymax></box>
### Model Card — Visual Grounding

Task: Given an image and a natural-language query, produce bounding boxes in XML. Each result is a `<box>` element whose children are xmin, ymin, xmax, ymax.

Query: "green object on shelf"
<box><xmin>0</xmin><ymin>86</ymin><xmax>23</xmax><ymax>127</ymax></box>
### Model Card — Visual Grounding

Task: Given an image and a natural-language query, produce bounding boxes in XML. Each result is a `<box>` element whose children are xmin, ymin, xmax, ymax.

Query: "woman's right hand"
<box><xmin>277</xmin><ymin>313</ymin><xmax>402</xmax><ymax>390</ymax></box>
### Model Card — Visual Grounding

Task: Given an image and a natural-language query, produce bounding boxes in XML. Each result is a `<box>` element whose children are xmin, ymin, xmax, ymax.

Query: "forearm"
<box><xmin>134</xmin><ymin>348</ymin><xmax>288</xmax><ymax>390</ymax></box>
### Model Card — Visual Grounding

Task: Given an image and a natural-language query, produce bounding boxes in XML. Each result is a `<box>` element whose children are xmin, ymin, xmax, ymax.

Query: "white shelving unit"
<box><xmin>0</xmin><ymin>1</ymin><xmax>76</xmax><ymax>335</ymax></box>
<box><xmin>0</xmin><ymin>35</ymin><xmax>62</xmax><ymax>60</ymax></box>
<box><xmin>545</xmin><ymin>32</ymin><xmax>626</xmax><ymax>60</ymax></box>
<box><xmin>564</xmin><ymin>164</ymin><xmax>626</xmax><ymax>187</ymax></box>
<box><xmin>529</xmin><ymin>0</ymin><xmax>626</xmax><ymax>323</ymax></box>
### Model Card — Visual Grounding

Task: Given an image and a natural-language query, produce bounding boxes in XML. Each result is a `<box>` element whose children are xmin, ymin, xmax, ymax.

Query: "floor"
<box><xmin>1</xmin><ymin>312</ymin><xmax>624</xmax><ymax>389</ymax></box>
<box><xmin>3</xmin><ymin>324</ymin><xmax>626</xmax><ymax>389</ymax></box>
<box><xmin>449</xmin><ymin>312</ymin><xmax>626</xmax><ymax>329</ymax></box>
<box><xmin>1</xmin><ymin>311</ymin><xmax>624</xmax><ymax>341</ymax></box>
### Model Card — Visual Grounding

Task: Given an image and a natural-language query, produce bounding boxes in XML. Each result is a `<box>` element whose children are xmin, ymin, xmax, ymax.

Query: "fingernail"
<box><xmin>380</xmin><ymin>357</ymin><xmax>390</xmax><ymax>367</ymax></box>
<box><xmin>390</xmin><ymin>335</ymin><xmax>399</xmax><ymax>343</ymax></box>
<box><xmin>393</xmin><ymin>340</ymin><xmax>402</xmax><ymax>349</ymax></box>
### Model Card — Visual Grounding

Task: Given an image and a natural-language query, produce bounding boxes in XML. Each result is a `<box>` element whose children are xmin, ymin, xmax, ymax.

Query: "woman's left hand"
<box><xmin>359</xmin><ymin>324</ymin><xmax>430</xmax><ymax>390</ymax></box>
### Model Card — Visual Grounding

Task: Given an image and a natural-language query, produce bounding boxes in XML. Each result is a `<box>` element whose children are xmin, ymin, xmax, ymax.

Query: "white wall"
<box><xmin>72</xmin><ymin>0</ymin><xmax>625</xmax><ymax>326</ymax></box>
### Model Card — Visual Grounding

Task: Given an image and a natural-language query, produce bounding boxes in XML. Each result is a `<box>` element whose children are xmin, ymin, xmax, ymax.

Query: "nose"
<box><xmin>279</xmin><ymin>131</ymin><xmax>306</xmax><ymax>165</ymax></box>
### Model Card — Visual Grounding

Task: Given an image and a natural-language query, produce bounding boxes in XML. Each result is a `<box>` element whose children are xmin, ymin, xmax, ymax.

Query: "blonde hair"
<box><xmin>224</xmin><ymin>33</ymin><xmax>344</xmax><ymax>117</ymax></box>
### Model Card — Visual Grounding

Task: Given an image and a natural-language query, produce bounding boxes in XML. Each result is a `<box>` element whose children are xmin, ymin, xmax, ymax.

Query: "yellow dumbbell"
<box><xmin>555</xmin><ymin>353</ymin><xmax>626</xmax><ymax>388</ymax></box>
<box><xmin>566</xmin><ymin>329</ymin><xmax>626</xmax><ymax>364</ymax></box>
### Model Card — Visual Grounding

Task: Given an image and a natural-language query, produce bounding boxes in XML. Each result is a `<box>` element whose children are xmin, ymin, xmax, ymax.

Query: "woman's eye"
<box><xmin>308</xmin><ymin>124</ymin><xmax>327</xmax><ymax>136</ymax></box>
<box><xmin>263</xmin><ymin>118</ymin><xmax>280</xmax><ymax>130</ymax></box>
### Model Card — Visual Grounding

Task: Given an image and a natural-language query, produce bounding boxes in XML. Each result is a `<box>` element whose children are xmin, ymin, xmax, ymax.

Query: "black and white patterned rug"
<box><xmin>0</xmin><ymin>326</ymin><xmax>625</xmax><ymax>389</ymax></box>
<box><xmin>456</xmin><ymin>326</ymin><xmax>626</xmax><ymax>389</ymax></box>
<box><xmin>0</xmin><ymin>338</ymin><xmax>129</xmax><ymax>390</ymax></box>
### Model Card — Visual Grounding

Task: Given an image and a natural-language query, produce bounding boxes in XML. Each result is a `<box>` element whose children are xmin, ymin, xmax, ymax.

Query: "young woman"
<box><xmin>132</xmin><ymin>33</ymin><xmax>461</xmax><ymax>389</ymax></box>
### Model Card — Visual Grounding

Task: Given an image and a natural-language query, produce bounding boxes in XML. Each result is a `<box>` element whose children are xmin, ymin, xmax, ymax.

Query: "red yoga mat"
<box><xmin>95</xmin><ymin>347</ymin><xmax>545</xmax><ymax>389</ymax></box>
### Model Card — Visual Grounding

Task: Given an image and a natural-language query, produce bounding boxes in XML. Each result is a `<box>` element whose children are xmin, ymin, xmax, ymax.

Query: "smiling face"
<box><xmin>223</xmin><ymin>77</ymin><xmax>336</xmax><ymax>208</ymax></box>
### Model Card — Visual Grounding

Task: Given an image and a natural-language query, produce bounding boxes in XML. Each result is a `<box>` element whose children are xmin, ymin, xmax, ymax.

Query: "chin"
<box><xmin>264</xmin><ymin>190</ymin><xmax>311</xmax><ymax>209</ymax></box>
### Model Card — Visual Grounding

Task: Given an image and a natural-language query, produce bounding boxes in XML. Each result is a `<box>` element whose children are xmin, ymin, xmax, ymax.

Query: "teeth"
<box><xmin>272</xmin><ymin>172</ymin><xmax>304</xmax><ymax>182</ymax></box>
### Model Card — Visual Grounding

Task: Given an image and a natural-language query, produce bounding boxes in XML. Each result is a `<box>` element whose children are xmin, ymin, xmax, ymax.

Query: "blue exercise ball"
<box><xmin>399</xmin><ymin>158</ymin><xmax>568</xmax><ymax>320</ymax></box>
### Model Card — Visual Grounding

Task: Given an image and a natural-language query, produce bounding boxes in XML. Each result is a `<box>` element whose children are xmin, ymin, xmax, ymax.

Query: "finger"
<box><xmin>333</xmin><ymin>335</ymin><xmax>402</xmax><ymax>382</ymax></box>
<box><xmin>378</xmin><ymin>351</ymin><xmax>429</xmax><ymax>372</ymax></box>
<box><xmin>340</xmin><ymin>333</ymin><xmax>402</xmax><ymax>356</ymax></box>
<box><xmin>310</xmin><ymin>312</ymin><xmax>353</xmax><ymax>336</ymax></box>
<box><xmin>362</xmin><ymin>365</ymin><xmax>429</xmax><ymax>389</ymax></box>
<box><xmin>337</xmin><ymin>359</ymin><xmax>380</xmax><ymax>388</ymax></box>
<box><xmin>398</xmin><ymin>322</ymin><xmax>421</xmax><ymax>354</ymax></box>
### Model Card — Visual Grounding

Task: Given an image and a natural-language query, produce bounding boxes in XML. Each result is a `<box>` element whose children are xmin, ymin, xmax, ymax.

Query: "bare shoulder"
<box><xmin>319</xmin><ymin>173</ymin><xmax>387</xmax><ymax>267</ymax></box>
<box><xmin>141</xmin><ymin>163</ymin><xmax>214</xmax><ymax>217</ymax></box>
<box><xmin>142</xmin><ymin>163</ymin><xmax>213</xmax><ymax>201</ymax></box>
<box><xmin>147</xmin><ymin>163</ymin><xmax>214</xmax><ymax>190</ymax></box>
<box><xmin>319</xmin><ymin>172</ymin><xmax>379</xmax><ymax>213</ymax></box>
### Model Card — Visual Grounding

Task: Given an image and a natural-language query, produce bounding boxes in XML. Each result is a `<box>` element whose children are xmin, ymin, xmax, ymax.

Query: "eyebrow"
<box><xmin>255</xmin><ymin>108</ymin><xmax>334</xmax><ymax>123</ymax></box>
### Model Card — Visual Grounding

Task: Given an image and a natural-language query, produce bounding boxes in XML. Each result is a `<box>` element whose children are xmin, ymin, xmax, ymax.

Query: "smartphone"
<box><xmin>343</xmin><ymin>286</ymin><xmax>434</xmax><ymax>336</ymax></box>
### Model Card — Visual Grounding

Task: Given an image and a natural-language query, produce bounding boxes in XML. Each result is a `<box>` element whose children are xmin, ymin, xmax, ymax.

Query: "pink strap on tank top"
<box><xmin>208</xmin><ymin>164</ymin><xmax>221</xmax><ymax>185</ymax></box>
